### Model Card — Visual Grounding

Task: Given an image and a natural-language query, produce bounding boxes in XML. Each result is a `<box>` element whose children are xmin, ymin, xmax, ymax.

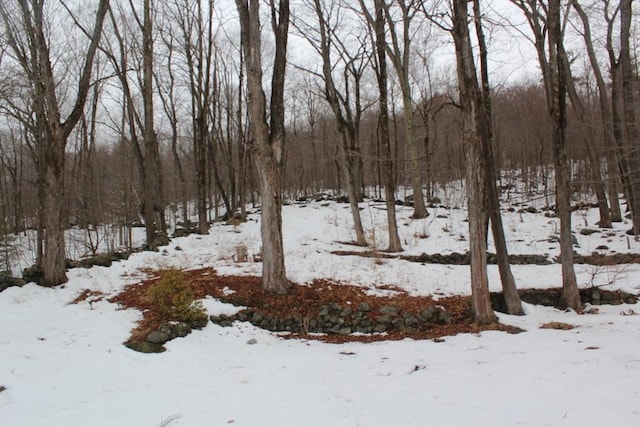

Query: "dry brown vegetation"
<box><xmin>109</xmin><ymin>268</ymin><xmax>522</xmax><ymax>344</ymax></box>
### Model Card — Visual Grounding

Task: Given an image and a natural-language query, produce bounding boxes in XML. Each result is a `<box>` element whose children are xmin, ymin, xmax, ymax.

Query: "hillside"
<box><xmin>1</xmin><ymin>197</ymin><xmax>639</xmax><ymax>427</ymax></box>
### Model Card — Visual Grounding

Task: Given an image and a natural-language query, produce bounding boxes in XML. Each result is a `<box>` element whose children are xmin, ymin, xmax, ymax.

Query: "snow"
<box><xmin>1</xmin><ymin>197</ymin><xmax>639</xmax><ymax>427</ymax></box>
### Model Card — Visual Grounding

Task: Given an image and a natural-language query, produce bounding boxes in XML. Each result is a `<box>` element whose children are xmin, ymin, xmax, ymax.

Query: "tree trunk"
<box><xmin>473</xmin><ymin>0</ymin><xmax>523</xmax><ymax>315</ymax></box>
<box><xmin>619</xmin><ymin>0</ymin><xmax>640</xmax><ymax>235</ymax></box>
<box><xmin>571</xmin><ymin>0</ymin><xmax>622</xmax><ymax>222</ymax></box>
<box><xmin>235</xmin><ymin>0</ymin><xmax>291</xmax><ymax>293</ymax></box>
<box><xmin>559</xmin><ymin>41</ymin><xmax>611</xmax><ymax>228</ymax></box>
<box><xmin>452</xmin><ymin>0</ymin><xmax>496</xmax><ymax>325</ymax></box>
<box><xmin>255</xmin><ymin>154</ymin><xmax>290</xmax><ymax>293</ymax></box>
<box><xmin>0</xmin><ymin>0</ymin><xmax>109</xmax><ymax>286</ymax></box>
<box><xmin>548</xmin><ymin>0</ymin><xmax>581</xmax><ymax>310</ymax></box>
<box><xmin>41</xmin><ymin>145</ymin><xmax>68</xmax><ymax>286</ymax></box>
<box><xmin>402</xmin><ymin>90</ymin><xmax>428</xmax><ymax>219</ymax></box>
<box><xmin>343</xmin><ymin>143</ymin><xmax>367</xmax><ymax>246</ymax></box>
<box><xmin>311</xmin><ymin>0</ymin><xmax>367</xmax><ymax>246</ymax></box>
<box><xmin>373</xmin><ymin>0</ymin><xmax>402</xmax><ymax>252</ymax></box>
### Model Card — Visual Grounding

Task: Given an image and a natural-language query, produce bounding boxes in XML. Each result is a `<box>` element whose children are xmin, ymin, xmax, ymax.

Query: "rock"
<box><xmin>340</xmin><ymin>307</ymin><xmax>353</xmax><ymax>317</ymax></box>
<box><xmin>354</xmin><ymin>325</ymin><xmax>374</xmax><ymax>334</ymax></box>
<box><xmin>391</xmin><ymin>318</ymin><xmax>405</xmax><ymax>329</ymax></box>
<box><xmin>0</xmin><ymin>272</ymin><xmax>25</xmax><ymax>292</ymax></box>
<box><xmin>437</xmin><ymin>309</ymin><xmax>452</xmax><ymax>324</ymax></box>
<box><xmin>173</xmin><ymin>322</ymin><xmax>191</xmax><ymax>337</ymax></box>
<box><xmin>190</xmin><ymin>317</ymin><xmax>209</xmax><ymax>329</ymax></box>
<box><xmin>525</xmin><ymin>206</ymin><xmax>538</xmax><ymax>214</ymax></box>
<box><xmin>595</xmin><ymin>245</ymin><xmax>609</xmax><ymax>250</ymax></box>
<box><xmin>247</xmin><ymin>338</ymin><xmax>258</xmax><ymax>345</ymax></box>
<box><xmin>374</xmin><ymin>323</ymin><xmax>388</xmax><ymax>333</ymax></box>
<box><xmin>403</xmin><ymin>314</ymin><xmax>419</xmax><ymax>328</ymax></box>
<box><xmin>329</xmin><ymin>303</ymin><xmax>344</xmax><ymax>312</ymax></box>
<box><xmin>125</xmin><ymin>341</ymin><xmax>166</xmax><ymax>353</ymax></box>
<box><xmin>420</xmin><ymin>307</ymin><xmax>436</xmax><ymax>321</ymax></box>
<box><xmin>146</xmin><ymin>330</ymin><xmax>170</xmax><ymax>344</ymax></box>
<box><xmin>377</xmin><ymin>315</ymin><xmax>394</xmax><ymax>324</ymax></box>
<box><xmin>580</xmin><ymin>228</ymin><xmax>599</xmax><ymax>236</ymax></box>
<box><xmin>379</xmin><ymin>305</ymin><xmax>400</xmax><ymax>316</ymax></box>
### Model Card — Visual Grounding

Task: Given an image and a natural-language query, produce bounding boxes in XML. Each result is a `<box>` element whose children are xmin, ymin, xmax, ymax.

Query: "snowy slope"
<box><xmin>1</xmin><ymin>199</ymin><xmax>639</xmax><ymax>427</ymax></box>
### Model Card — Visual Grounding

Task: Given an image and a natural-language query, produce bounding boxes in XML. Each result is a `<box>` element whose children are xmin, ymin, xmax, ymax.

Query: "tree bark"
<box><xmin>559</xmin><ymin>41</ymin><xmax>612</xmax><ymax>228</ymax></box>
<box><xmin>235</xmin><ymin>0</ymin><xmax>292</xmax><ymax>294</ymax></box>
<box><xmin>547</xmin><ymin>0</ymin><xmax>581</xmax><ymax>310</ymax></box>
<box><xmin>571</xmin><ymin>0</ymin><xmax>622</xmax><ymax>222</ymax></box>
<box><xmin>619</xmin><ymin>0</ymin><xmax>640</xmax><ymax>235</ymax></box>
<box><xmin>452</xmin><ymin>0</ymin><xmax>496</xmax><ymax>325</ymax></box>
<box><xmin>472</xmin><ymin>0</ymin><xmax>523</xmax><ymax>315</ymax></box>
<box><xmin>512</xmin><ymin>0</ymin><xmax>581</xmax><ymax>311</ymax></box>
<box><xmin>310</xmin><ymin>0</ymin><xmax>367</xmax><ymax>246</ymax></box>
<box><xmin>373</xmin><ymin>0</ymin><xmax>402</xmax><ymax>252</ymax></box>
<box><xmin>0</xmin><ymin>0</ymin><xmax>110</xmax><ymax>286</ymax></box>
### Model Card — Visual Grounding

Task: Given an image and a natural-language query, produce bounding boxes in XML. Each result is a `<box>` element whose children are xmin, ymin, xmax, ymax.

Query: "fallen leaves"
<box><xmin>111</xmin><ymin>268</ymin><xmax>522</xmax><ymax>344</ymax></box>
<box><xmin>539</xmin><ymin>321</ymin><xmax>576</xmax><ymax>330</ymax></box>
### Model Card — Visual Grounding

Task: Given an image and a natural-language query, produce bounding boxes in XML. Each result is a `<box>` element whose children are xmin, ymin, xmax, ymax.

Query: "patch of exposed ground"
<box><xmin>108</xmin><ymin>268</ymin><xmax>520</xmax><ymax>344</ymax></box>
<box><xmin>106</xmin><ymin>268</ymin><xmax>636</xmax><ymax>348</ymax></box>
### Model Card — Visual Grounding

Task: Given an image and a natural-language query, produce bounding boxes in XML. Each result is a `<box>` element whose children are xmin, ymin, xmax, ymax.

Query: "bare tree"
<box><xmin>104</xmin><ymin>1</ymin><xmax>167</xmax><ymax>248</ymax></box>
<box><xmin>381</xmin><ymin>0</ymin><xmax>428</xmax><ymax>219</ymax></box>
<box><xmin>368</xmin><ymin>0</ymin><xmax>402</xmax><ymax>252</ymax></box>
<box><xmin>471</xmin><ymin>0</ymin><xmax>523</xmax><ymax>315</ymax></box>
<box><xmin>560</xmin><ymin>44</ymin><xmax>612</xmax><ymax>228</ymax></box>
<box><xmin>0</xmin><ymin>0</ymin><xmax>109</xmax><ymax>286</ymax></box>
<box><xmin>571</xmin><ymin>0</ymin><xmax>622</xmax><ymax>223</ymax></box>
<box><xmin>299</xmin><ymin>0</ymin><xmax>369</xmax><ymax>246</ymax></box>
<box><xmin>512</xmin><ymin>0</ymin><xmax>581</xmax><ymax>310</ymax></box>
<box><xmin>235</xmin><ymin>0</ymin><xmax>292</xmax><ymax>293</ymax></box>
<box><xmin>161</xmin><ymin>0</ymin><xmax>216</xmax><ymax>234</ymax></box>
<box><xmin>618</xmin><ymin>0</ymin><xmax>640</xmax><ymax>236</ymax></box>
<box><xmin>451</xmin><ymin>0</ymin><xmax>496</xmax><ymax>324</ymax></box>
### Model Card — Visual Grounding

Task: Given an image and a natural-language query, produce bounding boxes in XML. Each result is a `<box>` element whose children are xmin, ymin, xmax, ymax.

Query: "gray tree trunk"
<box><xmin>0</xmin><ymin>0</ymin><xmax>109</xmax><ymax>286</ymax></box>
<box><xmin>452</xmin><ymin>0</ymin><xmax>496</xmax><ymax>325</ymax></box>
<box><xmin>235</xmin><ymin>0</ymin><xmax>292</xmax><ymax>294</ymax></box>
<box><xmin>373</xmin><ymin>0</ymin><xmax>402</xmax><ymax>252</ymax></box>
<box><xmin>473</xmin><ymin>0</ymin><xmax>523</xmax><ymax>315</ymax></box>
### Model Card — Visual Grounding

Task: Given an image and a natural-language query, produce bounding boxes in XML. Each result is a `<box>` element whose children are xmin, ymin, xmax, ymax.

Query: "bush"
<box><xmin>148</xmin><ymin>269</ymin><xmax>207</xmax><ymax>324</ymax></box>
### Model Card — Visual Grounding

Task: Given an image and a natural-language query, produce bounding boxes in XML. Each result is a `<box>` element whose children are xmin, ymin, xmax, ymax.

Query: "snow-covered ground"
<box><xmin>1</xmin><ymin>197</ymin><xmax>639</xmax><ymax>427</ymax></box>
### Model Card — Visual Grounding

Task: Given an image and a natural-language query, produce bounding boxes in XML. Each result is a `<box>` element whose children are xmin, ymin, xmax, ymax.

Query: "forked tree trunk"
<box><xmin>0</xmin><ymin>0</ymin><xmax>109</xmax><ymax>286</ymax></box>
<box><xmin>235</xmin><ymin>0</ymin><xmax>292</xmax><ymax>294</ymax></box>
<box><xmin>452</xmin><ymin>0</ymin><xmax>496</xmax><ymax>325</ymax></box>
<box><xmin>473</xmin><ymin>0</ymin><xmax>523</xmax><ymax>315</ymax></box>
<box><xmin>311</xmin><ymin>0</ymin><xmax>366</xmax><ymax>246</ymax></box>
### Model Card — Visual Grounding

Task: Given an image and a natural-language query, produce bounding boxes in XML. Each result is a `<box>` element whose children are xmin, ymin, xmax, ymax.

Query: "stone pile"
<box><xmin>210</xmin><ymin>302</ymin><xmax>453</xmax><ymax>335</ymax></box>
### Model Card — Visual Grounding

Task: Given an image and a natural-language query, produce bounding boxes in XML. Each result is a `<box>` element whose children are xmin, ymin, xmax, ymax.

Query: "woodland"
<box><xmin>1</xmin><ymin>2</ymin><xmax>640</xmax><ymax>426</ymax></box>
<box><xmin>0</xmin><ymin>0</ymin><xmax>639</xmax><ymax>322</ymax></box>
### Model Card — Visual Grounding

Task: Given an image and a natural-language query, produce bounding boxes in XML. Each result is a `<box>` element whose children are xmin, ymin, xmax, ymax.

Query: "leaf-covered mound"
<box><xmin>110</xmin><ymin>268</ymin><xmax>519</xmax><ymax>344</ymax></box>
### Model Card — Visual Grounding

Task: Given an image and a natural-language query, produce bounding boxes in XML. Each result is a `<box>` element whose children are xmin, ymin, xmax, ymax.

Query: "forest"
<box><xmin>0</xmin><ymin>1</ymin><xmax>639</xmax><ymax>426</ymax></box>
<box><xmin>1</xmin><ymin>0</ymin><xmax>638</xmax><ymax>316</ymax></box>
